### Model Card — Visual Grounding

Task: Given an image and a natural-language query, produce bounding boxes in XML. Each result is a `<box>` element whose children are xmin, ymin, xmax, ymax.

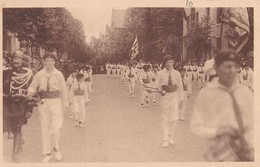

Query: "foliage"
<box><xmin>183</xmin><ymin>15</ymin><xmax>214</xmax><ymax>63</ymax></box>
<box><xmin>3</xmin><ymin>8</ymin><xmax>94</xmax><ymax>63</ymax></box>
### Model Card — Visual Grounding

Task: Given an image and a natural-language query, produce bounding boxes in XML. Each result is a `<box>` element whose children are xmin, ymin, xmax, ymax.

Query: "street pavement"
<box><xmin>3</xmin><ymin>74</ymin><xmax>207</xmax><ymax>162</ymax></box>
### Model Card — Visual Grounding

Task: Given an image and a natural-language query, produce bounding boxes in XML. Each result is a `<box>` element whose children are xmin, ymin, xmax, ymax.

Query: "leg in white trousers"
<box><xmin>73</xmin><ymin>96</ymin><xmax>86</xmax><ymax>123</ymax></box>
<box><xmin>160</xmin><ymin>96</ymin><xmax>178</xmax><ymax>141</ymax></box>
<box><xmin>128</xmin><ymin>79</ymin><xmax>135</xmax><ymax>96</ymax></box>
<box><xmin>39</xmin><ymin>99</ymin><xmax>63</xmax><ymax>155</ymax></box>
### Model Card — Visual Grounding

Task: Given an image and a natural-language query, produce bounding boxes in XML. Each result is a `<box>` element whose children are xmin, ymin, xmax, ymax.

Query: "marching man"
<box><xmin>69</xmin><ymin>73</ymin><xmax>89</xmax><ymax>128</ymax></box>
<box><xmin>66</xmin><ymin>69</ymin><xmax>78</xmax><ymax>119</ymax></box>
<box><xmin>190</xmin><ymin>50</ymin><xmax>253</xmax><ymax>161</ymax></box>
<box><xmin>125</xmin><ymin>63</ymin><xmax>138</xmax><ymax>98</ymax></box>
<box><xmin>105</xmin><ymin>62</ymin><xmax>112</xmax><ymax>78</ymax></box>
<box><xmin>116</xmin><ymin>63</ymin><xmax>121</xmax><ymax>79</ymax></box>
<box><xmin>197</xmin><ymin>62</ymin><xmax>205</xmax><ymax>88</ymax></box>
<box><xmin>151</xmin><ymin>64</ymin><xmax>160</xmax><ymax>105</ymax></box>
<box><xmin>139</xmin><ymin>65</ymin><xmax>153</xmax><ymax>108</ymax></box>
<box><xmin>82</xmin><ymin>65</ymin><xmax>93</xmax><ymax>102</ymax></box>
<box><xmin>156</xmin><ymin>55</ymin><xmax>183</xmax><ymax>148</ymax></box>
<box><xmin>120</xmin><ymin>63</ymin><xmax>127</xmax><ymax>84</ymax></box>
<box><xmin>111</xmin><ymin>63</ymin><xmax>117</xmax><ymax>79</ymax></box>
<box><xmin>184</xmin><ymin>62</ymin><xmax>193</xmax><ymax>82</ymax></box>
<box><xmin>28</xmin><ymin>53</ymin><xmax>68</xmax><ymax>163</ymax></box>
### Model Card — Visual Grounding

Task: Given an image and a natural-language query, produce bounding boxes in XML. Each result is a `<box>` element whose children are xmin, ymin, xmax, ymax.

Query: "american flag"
<box><xmin>130</xmin><ymin>35</ymin><xmax>139</xmax><ymax>60</ymax></box>
<box><xmin>221</xmin><ymin>8</ymin><xmax>250</xmax><ymax>53</ymax></box>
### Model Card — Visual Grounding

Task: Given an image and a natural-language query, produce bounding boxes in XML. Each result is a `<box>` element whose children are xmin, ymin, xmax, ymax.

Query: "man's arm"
<box><xmin>28</xmin><ymin>72</ymin><xmax>39</xmax><ymax>95</ymax></box>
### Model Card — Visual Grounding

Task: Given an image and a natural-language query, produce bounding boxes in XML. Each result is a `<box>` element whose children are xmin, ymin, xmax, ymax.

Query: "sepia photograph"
<box><xmin>2</xmin><ymin>5</ymin><xmax>254</xmax><ymax>163</ymax></box>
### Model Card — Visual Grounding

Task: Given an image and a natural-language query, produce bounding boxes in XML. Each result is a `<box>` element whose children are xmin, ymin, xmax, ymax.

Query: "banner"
<box><xmin>130</xmin><ymin>35</ymin><xmax>139</xmax><ymax>60</ymax></box>
<box><xmin>221</xmin><ymin>8</ymin><xmax>250</xmax><ymax>53</ymax></box>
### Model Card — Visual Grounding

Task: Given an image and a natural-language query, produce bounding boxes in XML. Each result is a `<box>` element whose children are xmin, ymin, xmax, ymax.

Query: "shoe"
<box><xmin>54</xmin><ymin>150</ymin><xmax>62</xmax><ymax>161</ymax></box>
<box><xmin>79</xmin><ymin>122</ymin><xmax>84</xmax><ymax>128</ymax></box>
<box><xmin>162</xmin><ymin>141</ymin><xmax>169</xmax><ymax>148</ymax></box>
<box><xmin>169</xmin><ymin>138</ymin><xmax>175</xmax><ymax>145</ymax></box>
<box><xmin>42</xmin><ymin>155</ymin><xmax>52</xmax><ymax>163</ymax></box>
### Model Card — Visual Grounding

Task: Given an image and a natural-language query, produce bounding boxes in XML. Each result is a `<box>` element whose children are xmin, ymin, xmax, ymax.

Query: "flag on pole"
<box><xmin>220</xmin><ymin>8</ymin><xmax>250</xmax><ymax>53</ymax></box>
<box><xmin>130</xmin><ymin>35</ymin><xmax>139</xmax><ymax>60</ymax></box>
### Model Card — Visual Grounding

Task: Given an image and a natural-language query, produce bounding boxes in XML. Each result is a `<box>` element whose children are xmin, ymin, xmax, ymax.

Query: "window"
<box><xmin>196</xmin><ymin>12</ymin><xmax>199</xmax><ymax>22</ymax></box>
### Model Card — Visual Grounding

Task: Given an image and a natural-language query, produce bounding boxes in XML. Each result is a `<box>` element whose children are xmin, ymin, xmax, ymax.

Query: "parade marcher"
<box><xmin>116</xmin><ymin>63</ymin><xmax>121</xmax><ymax>79</ymax></box>
<box><xmin>197</xmin><ymin>62</ymin><xmax>206</xmax><ymax>88</ymax></box>
<box><xmin>241</xmin><ymin>65</ymin><xmax>253</xmax><ymax>89</ymax></box>
<box><xmin>192</xmin><ymin>62</ymin><xmax>198</xmax><ymax>84</ymax></box>
<box><xmin>3</xmin><ymin>50</ymin><xmax>34</xmax><ymax>162</ymax></box>
<box><xmin>105</xmin><ymin>62</ymin><xmax>112</xmax><ymax>78</ymax></box>
<box><xmin>139</xmin><ymin>64</ymin><xmax>153</xmax><ymax>108</ymax></box>
<box><xmin>151</xmin><ymin>64</ymin><xmax>160</xmax><ymax>105</ymax></box>
<box><xmin>155</xmin><ymin>55</ymin><xmax>183</xmax><ymax>148</ymax></box>
<box><xmin>190</xmin><ymin>50</ymin><xmax>254</xmax><ymax>161</ymax></box>
<box><xmin>69</xmin><ymin>73</ymin><xmax>89</xmax><ymax>128</ymax></box>
<box><xmin>28</xmin><ymin>52</ymin><xmax>68</xmax><ymax>163</ymax></box>
<box><xmin>184</xmin><ymin>62</ymin><xmax>193</xmax><ymax>82</ymax></box>
<box><xmin>178</xmin><ymin>68</ymin><xmax>192</xmax><ymax>121</ymax></box>
<box><xmin>66</xmin><ymin>68</ymin><xmax>78</xmax><ymax>119</ymax></box>
<box><xmin>120</xmin><ymin>63</ymin><xmax>127</xmax><ymax>84</ymax></box>
<box><xmin>125</xmin><ymin>63</ymin><xmax>137</xmax><ymax>98</ymax></box>
<box><xmin>111</xmin><ymin>63</ymin><xmax>117</xmax><ymax>79</ymax></box>
<box><xmin>83</xmin><ymin>65</ymin><xmax>93</xmax><ymax>102</ymax></box>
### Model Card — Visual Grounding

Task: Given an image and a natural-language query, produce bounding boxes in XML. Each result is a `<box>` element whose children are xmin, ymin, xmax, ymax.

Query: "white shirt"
<box><xmin>125</xmin><ymin>67</ymin><xmax>137</xmax><ymax>80</ymax></box>
<box><xmin>190</xmin><ymin>77</ymin><xmax>253</xmax><ymax>148</ymax></box>
<box><xmin>28</xmin><ymin>67</ymin><xmax>68</xmax><ymax>106</ymax></box>
<box><xmin>156</xmin><ymin>68</ymin><xmax>184</xmax><ymax>100</ymax></box>
<box><xmin>69</xmin><ymin>81</ymin><xmax>89</xmax><ymax>103</ymax></box>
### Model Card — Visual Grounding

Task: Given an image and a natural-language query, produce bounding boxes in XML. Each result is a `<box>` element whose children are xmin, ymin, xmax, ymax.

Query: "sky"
<box><xmin>67</xmin><ymin>7</ymin><xmax>127</xmax><ymax>43</ymax></box>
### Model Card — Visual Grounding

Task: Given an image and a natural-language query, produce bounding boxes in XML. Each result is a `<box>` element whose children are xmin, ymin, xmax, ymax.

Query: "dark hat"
<box><xmin>43</xmin><ymin>52</ymin><xmax>56</xmax><ymax>60</ymax></box>
<box><xmin>12</xmin><ymin>50</ymin><xmax>24</xmax><ymax>59</ymax></box>
<box><xmin>153</xmin><ymin>64</ymin><xmax>159</xmax><ymax>69</ymax></box>
<box><xmin>163</xmin><ymin>54</ymin><xmax>174</xmax><ymax>65</ymax></box>
<box><xmin>214</xmin><ymin>50</ymin><xmax>240</xmax><ymax>67</ymax></box>
<box><xmin>143</xmin><ymin>64</ymin><xmax>151</xmax><ymax>71</ymax></box>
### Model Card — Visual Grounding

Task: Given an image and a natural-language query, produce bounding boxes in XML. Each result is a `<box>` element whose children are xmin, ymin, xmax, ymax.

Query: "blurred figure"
<box><xmin>190</xmin><ymin>50</ymin><xmax>253</xmax><ymax>161</ymax></box>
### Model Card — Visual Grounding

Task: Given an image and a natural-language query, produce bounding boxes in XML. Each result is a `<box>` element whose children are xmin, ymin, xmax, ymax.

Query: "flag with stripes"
<box><xmin>130</xmin><ymin>35</ymin><xmax>139</xmax><ymax>60</ymax></box>
<box><xmin>221</xmin><ymin>8</ymin><xmax>250</xmax><ymax>53</ymax></box>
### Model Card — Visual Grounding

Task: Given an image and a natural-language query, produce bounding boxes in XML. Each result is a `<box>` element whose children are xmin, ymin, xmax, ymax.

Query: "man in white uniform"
<box><xmin>105</xmin><ymin>63</ymin><xmax>111</xmax><ymax>78</ymax></box>
<box><xmin>156</xmin><ymin>55</ymin><xmax>183</xmax><ymax>148</ymax></box>
<box><xmin>139</xmin><ymin>65</ymin><xmax>153</xmax><ymax>108</ymax></box>
<box><xmin>66</xmin><ymin>69</ymin><xmax>78</xmax><ymax>119</ymax></box>
<box><xmin>28</xmin><ymin>53</ymin><xmax>68</xmax><ymax>163</ymax></box>
<box><xmin>125</xmin><ymin>63</ymin><xmax>137</xmax><ymax>97</ymax></box>
<box><xmin>190</xmin><ymin>50</ymin><xmax>253</xmax><ymax>161</ymax></box>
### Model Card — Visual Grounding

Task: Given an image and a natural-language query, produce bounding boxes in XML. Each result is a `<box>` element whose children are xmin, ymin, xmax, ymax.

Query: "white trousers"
<box><xmin>140</xmin><ymin>84</ymin><xmax>152</xmax><ymax>104</ymax></box>
<box><xmin>112</xmin><ymin>69</ymin><xmax>117</xmax><ymax>78</ymax></box>
<box><xmin>117</xmin><ymin>69</ymin><xmax>121</xmax><ymax>78</ymax></box>
<box><xmin>107</xmin><ymin>69</ymin><xmax>111</xmax><ymax>77</ymax></box>
<box><xmin>187</xmin><ymin>72</ymin><xmax>192</xmax><ymax>82</ymax></box>
<box><xmin>160</xmin><ymin>94</ymin><xmax>179</xmax><ymax>141</ymax></box>
<box><xmin>38</xmin><ymin>98</ymin><xmax>63</xmax><ymax>155</ymax></box>
<box><xmin>72</xmin><ymin>96</ymin><xmax>86</xmax><ymax>123</ymax></box>
<box><xmin>128</xmin><ymin>78</ymin><xmax>136</xmax><ymax>95</ymax></box>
